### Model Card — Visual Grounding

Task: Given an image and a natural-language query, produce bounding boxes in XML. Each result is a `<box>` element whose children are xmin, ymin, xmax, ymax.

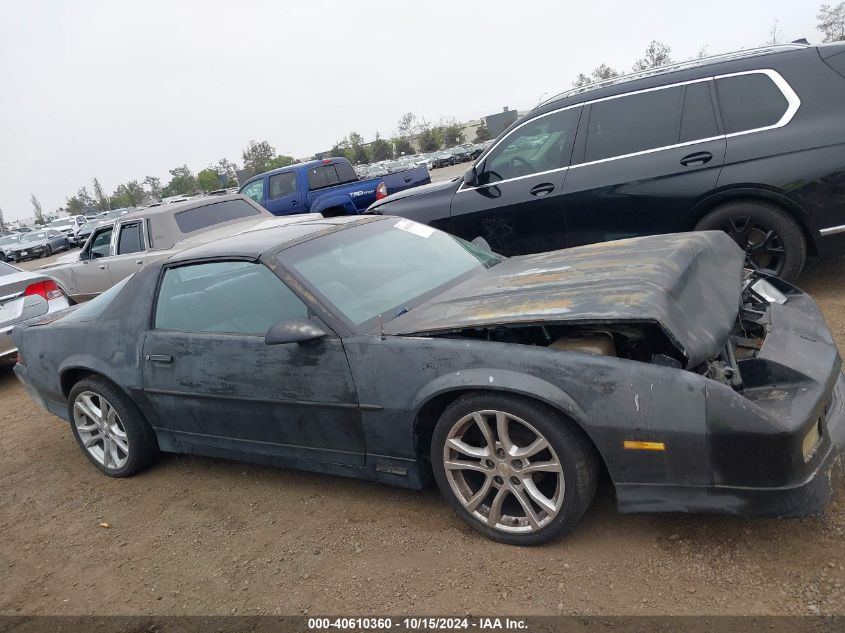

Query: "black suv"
<box><xmin>368</xmin><ymin>42</ymin><xmax>845</xmax><ymax>281</ymax></box>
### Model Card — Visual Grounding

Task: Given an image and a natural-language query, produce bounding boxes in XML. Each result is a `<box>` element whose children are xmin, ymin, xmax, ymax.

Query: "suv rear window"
<box><xmin>715</xmin><ymin>73</ymin><xmax>789</xmax><ymax>134</ymax></box>
<box><xmin>585</xmin><ymin>86</ymin><xmax>684</xmax><ymax>162</ymax></box>
<box><xmin>174</xmin><ymin>200</ymin><xmax>262</xmax><ymax>233</ymax></box>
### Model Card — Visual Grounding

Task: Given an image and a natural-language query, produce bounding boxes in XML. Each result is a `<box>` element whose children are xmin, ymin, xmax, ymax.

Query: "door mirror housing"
<box><xmin>265</xmin><ymin>319</ymin><xmax>327</xmax><ymax>346</ymax></box>
<box><xmin>463</xmin><ymin>166</ymin><xmax>478</xmax><ymax>186</ymax></box>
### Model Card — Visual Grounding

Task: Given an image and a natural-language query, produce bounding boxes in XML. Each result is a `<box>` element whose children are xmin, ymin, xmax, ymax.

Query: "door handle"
<box><xmin>98</xmin><ymin>264</ymin><xmax>106</xmax><ymax>270</ymax></box>
<box><xmin>290</xmin><ymin>200</ymin><xmax>299</xmax><ymax>205</ymax></box>
<box><xmin>680</xmin><ymin>151</ymin><xmax>713</xmax><ymax>167</ymax></box>
<box><xmin>136</xmin><ymin>260</ymin><xmax>143</xmax><ymax>265</ymax></box>
<box><xmin>404</xmin><ymin>177</ymin><xmax>412</xmax><ymax>183</ymax></box>
<box><xmin>145</xmin><ymin>354</ymin><xmax>173</xmax><ymax>364</ymax></box>
<box><xmin>530</xmin><ymin>183</ymin><xmax>555</xmax><ymax>197</ymax></box>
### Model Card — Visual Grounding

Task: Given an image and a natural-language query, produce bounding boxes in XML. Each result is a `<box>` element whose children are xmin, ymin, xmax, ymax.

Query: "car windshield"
<box><xmin>21</xmin><ymin>232</ymin><xmax>48</xmax><ymax>243</ymax></box>
<box><xmin>49</xmin><ymin>219</ymin><xmax>70</xmax><ymax>227</ymax></box>
<box><xmin>0</xmin><ymin>235</ymin><xmax>19</xmax><ymax>246</ymax></box>
<box><xmin>282</xmin><ymin>219</ymin><xmax>502</xmax><ymax>328</ymax></box>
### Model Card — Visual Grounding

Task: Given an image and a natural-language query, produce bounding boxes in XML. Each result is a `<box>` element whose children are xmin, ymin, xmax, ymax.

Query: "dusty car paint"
<box><xmin>12</xmin><ymin>217</ymin><xmax>845</xmax><ymax>520</ymax></box>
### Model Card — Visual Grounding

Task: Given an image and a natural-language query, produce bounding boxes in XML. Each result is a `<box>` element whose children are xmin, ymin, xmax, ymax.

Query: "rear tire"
<box><xmin>431</xmin><ymin>392</ymin><xmax>597</xmax><ymax>545</ymax></box>
<box><xmin>68</xmin><ymin>377</ymin><xmax>159</xmax><ymax>477</ymax></box>
<box><xmin>694</xmin><ymin>200</ymin><xmax>806</xmax><ymax>282</ymax></box>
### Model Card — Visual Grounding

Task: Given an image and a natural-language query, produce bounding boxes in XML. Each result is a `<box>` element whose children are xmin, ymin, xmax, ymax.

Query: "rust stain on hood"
<box><xmin>384</xmin><ymin>231</ymin><xmax>745</xmax><ymax>367</ymax></box>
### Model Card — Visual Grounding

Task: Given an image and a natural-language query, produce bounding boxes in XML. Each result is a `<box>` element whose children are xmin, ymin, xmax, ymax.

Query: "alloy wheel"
<box><xmin>722</xmin><ymin>216</ymin><xmax>787</xmax><ymax>275</ymax></box>
<box><xmin>73</xmin><ymin>391</ymin><xmax>129</xmax><ymax>470</ymax></box>
<box><xmin>443</xmin><ymin>410</ymin><xmax>564</xmax><ymax>533</ymax></box>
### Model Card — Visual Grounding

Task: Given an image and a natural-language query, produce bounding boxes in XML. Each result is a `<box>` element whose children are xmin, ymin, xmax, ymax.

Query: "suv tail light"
<box><xmin>24</xmin><ymin>280</ymin><xmax>65</xmax><ymax>301</ymax></box>
<box><xmin>376</xmin><ymin>181</ymin><xmax>388</xmax><ymax>200</ymax></box>
<box><xmin>16</xmin><ymin>351</ymin><xmax>24</xmax><ymax>366</ymax></box>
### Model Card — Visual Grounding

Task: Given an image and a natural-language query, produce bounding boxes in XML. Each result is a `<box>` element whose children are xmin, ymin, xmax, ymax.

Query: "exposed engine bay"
<box><xmin>439</xmin><ymin>272</ymin><xmax>786</xmax><ymax>393</ymax></box>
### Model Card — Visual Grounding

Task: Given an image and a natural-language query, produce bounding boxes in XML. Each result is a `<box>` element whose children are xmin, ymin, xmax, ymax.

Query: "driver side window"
<box><xmin>241</xmin><ymin>180</ymin><xmax>264</xmax><ymax>204</ymax></box>
<box><xmin>478</xmin><ymin>107</ymin><xmax>581</xmax><ymax>186</ymax></box>
<box><xmin>88</xmin><ymin>227</ymin><xmax>113</xmax><ymax>259</ymax></box>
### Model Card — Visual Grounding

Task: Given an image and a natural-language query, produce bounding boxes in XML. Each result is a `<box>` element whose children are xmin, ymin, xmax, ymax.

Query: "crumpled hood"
<box><xmin>385</xmin><ymin>231</ymin><xmax>745</xmax><ymax>367</ymax></box>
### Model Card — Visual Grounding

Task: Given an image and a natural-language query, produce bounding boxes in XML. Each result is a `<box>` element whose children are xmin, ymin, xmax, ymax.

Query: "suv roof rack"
<box><xmin>540</xmin><ymin>43</ymin><xmax>810</xmax><ymax>106</ymax></box>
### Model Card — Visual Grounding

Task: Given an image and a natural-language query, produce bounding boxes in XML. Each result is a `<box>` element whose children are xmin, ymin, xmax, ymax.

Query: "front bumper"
<box><xmin>617</xmin><ymin>370</ymin><xmax>845</xmax><ymax>516</ymax></box>
<box><xmin>12</xmin><ymin>247</ymin><xmax>44</xmax><ymax>260</ymax></box>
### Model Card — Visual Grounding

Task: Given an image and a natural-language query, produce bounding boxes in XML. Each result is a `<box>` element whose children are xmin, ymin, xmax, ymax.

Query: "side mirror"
<box><xmin>265</xmin><ymin>319</ymin><xmax>327</xmax><ymax>346</ymax></box>
<box><xmin>463</xmin><ymin>167</ymin><xmax>478</xmax><ymax>186</ymax></box>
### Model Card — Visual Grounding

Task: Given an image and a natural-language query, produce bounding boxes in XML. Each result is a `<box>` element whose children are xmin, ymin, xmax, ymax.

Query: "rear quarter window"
<box><xmin>715</xmin><ymin>72</ymin><xmax>789</xmax><ymax>134</ymax></box>
<box><xmin>174</xmin><ymin>200</ymin><xmax>262</xmax><ymax>234</ymax></box>
<box><xmin>585</xmin><ymin>86</ymin><xmax>684</xmax><ymax>162</ymax></box>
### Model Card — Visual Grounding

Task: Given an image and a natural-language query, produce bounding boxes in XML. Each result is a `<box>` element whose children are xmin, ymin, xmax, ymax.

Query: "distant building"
<box><xmin>485</xmin><ymin>107</ymin><xmax>520</xmax><ymax>137</ymax></box>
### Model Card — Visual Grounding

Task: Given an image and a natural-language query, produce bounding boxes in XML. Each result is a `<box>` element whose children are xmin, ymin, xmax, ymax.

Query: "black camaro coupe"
<box><xmin>13</xmin><ymin>216</ymin><xmax>845</xmax><ymax>545</ymax></box>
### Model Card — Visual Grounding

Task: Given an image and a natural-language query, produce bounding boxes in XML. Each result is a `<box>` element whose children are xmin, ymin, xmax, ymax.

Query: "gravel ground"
<box><xmin>2</xmin><ymin>217</ymin><xmax>845</xmax><ymax>617</ymax></box>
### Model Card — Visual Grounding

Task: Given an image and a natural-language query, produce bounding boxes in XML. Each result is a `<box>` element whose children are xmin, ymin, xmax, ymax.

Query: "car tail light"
<box><xmin>16</xmin><ymin>351</ymin><xmax>24</xmax><ymax>365</ymax></box>
<box><xmin>24</xmin><ymin>280</ymin><xmax>65</xmax><ymax>301</ymax></box>
<box><xmin>376</xmin><ymin>181</ymin><xmax>388</xmax><ymax>200</ymax></box>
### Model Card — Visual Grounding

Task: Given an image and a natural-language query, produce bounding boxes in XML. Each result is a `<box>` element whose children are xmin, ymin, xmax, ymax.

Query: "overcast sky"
<box><xmin>0</xmin><ymin>0</ymin><xmax>822</xmax><ymax>220</ymax></box>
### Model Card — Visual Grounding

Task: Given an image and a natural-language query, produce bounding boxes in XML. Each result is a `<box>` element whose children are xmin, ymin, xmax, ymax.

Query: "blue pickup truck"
<box><xmin>238</xmin><ymin>157</ymin><xmax>431</xmax><ymax>216</ymax></box>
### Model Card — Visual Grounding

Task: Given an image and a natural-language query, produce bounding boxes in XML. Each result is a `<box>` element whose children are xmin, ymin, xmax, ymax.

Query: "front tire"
<box><xmin>431</xmin><ymin>393</ymin><xmax>597</xmax><ymax>545</ymax></box>
<box><xmin>44</xmin><ymin>245</ymin><xmax>52</xmax><ymax>258</ymax></box>
<box><xmin>694</xmin><ymin>200</ymin><xmax>806</xmax><ymax>282</ymax></box>
<box><xmin>68</xmin><ymin>377</ymin><xmax>159</xmax><ymax>477</ymax></box>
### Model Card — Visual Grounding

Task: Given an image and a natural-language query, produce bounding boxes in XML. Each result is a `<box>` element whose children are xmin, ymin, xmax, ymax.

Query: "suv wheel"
<box><xmin>68</xmin><ymin>377</ymin><xmax>159</xmax><ymax>477</ymax></box>
<box><xmin>431</xmin><ymin>393</ymin><xmax>597</xmax><ymax>545</ymax></box>
<box><xmin>695</xmin><ymin>201</ymin><xmax>806</xmax><ymax>282</ymax></box>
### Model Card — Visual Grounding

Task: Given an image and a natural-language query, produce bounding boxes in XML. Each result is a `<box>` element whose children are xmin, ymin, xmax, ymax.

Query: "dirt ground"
<box><xmin>2</xmin><ymin>235</ymin><xmax>845</xmax><ymax>617</ymax></box>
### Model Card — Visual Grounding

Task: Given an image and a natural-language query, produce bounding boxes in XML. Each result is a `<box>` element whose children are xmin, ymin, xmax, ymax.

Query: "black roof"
<box><xmin>528</xmin><ymin>43</ymin><xmax>815</xmax><ymax>120</ymax></box>
<box><xmin>167</xmin><ymin>215</ymin><xmax>380</xmax><ymax>263</ymax></box>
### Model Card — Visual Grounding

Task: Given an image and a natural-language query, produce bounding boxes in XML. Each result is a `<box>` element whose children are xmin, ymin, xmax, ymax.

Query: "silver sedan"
<box><xmin>0</xmin><ymin>261</ymin><xmax>70</xmax><ymax>365</ymax></box>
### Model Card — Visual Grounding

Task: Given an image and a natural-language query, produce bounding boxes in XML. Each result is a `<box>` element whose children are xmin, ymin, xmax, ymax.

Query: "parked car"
<box><xmin>469</xmin><ymin>143</ymin><xmax>487</xmax><ymax>159</ymax></box>
<box><xmin>48</xmin><ymin>215</ymin><xmax>86</xmax><ymax>245</ymax></box>
<box><xmin>10</xmin><ymin>227</ymin><xmax>33</xmax><ymax>234</ymax></box>
<box><xmin>450</xmin><ymin>145</ymin><xmax>472</xmax><ymax>163</ymax></box>
<box><xmin>369</xmin><ymin>42</ymin><xmax>845</xmax><ymax>282</ymax></box>
<box><xmin>415</xmin><ymin>154</ymin><xmax>436</xmax><ymax>170</ymax></box>
<box><xmin>238</xmin><ymin>157</ymin><xmax>430</xmax><ymax>217</ymax></box>
<box><xmin>0</xmin><ymin>261</ymin><xmax>69</xmax><ymax>366</ymax></box>
<box><xmin>13</xmin><ymin>216</ymin><xmax>845</xmax><ymax>545</ymax></box>
<box><xmin>366</xmin><ymin>164</ymin><xmax>389</xmax><ymax>178</ymax></box>
<box><xmin>0</xmin><ymin>234</ymin><xmax>22</xmax><ymax>262</ymax></box>
<box><xmin>39</xmin><ymin>195</ymin><xmax>317</xmax><ymax>303</ymax></box>
<box><xmin>9</xmin><ymin>230</ymin><xmax>70</xmax><ymax>261</ymax></box>
<box><xmin>432</xmin><ymin>150</ymin><xmax>455</xmax><ymax>168</ymax></box>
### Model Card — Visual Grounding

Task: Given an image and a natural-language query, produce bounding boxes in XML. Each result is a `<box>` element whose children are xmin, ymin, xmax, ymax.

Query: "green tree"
<box><xmin>369</xmin><ymin>133</ymin><xmax>392</xmax><ymax>161</ymax></box>
<box><xmin>330</xmin><ymin>137</ymin><xmax>353</xmax><ymax>162</ymax></box>
<box><xmin>393</xmin><ymin>138</ymin><xmax>414</xmax><ymax>156</ymax></box>
<box><xmin>92</xmin><ymin>177</ymin><xmax>111</xmax><ymax>211</ymax></box>
<box><xmin>396</xmin><ymin>112</ymin><xmax>417</xmax><ymax>138</ymax></box>
<box><xmin>111</xmin><ymin>181</ymin><xmax>145</xmax><ymax>207</ymax></box>
<box><xmin>418</xmin><ymin>127</ymin><xmax>441</xmax><ymax>152</ymax></box>
<box><xmin>143</xmin><ymin>175</ymin><xmax>162</xmax><ymax>200</ymax></box>
<box><xmin>30</xmin><ymin>194</ymin><xmax>45</xmax><ymax>225</ymax></box>
<box><xmin>215</xmin><ymin>159</ymin><xmax>239</xmax><ymax>186</ymax></box>
<box><xmin>818</xmin><ymin>2</ymin><xmax>845</xmax><ymax>42</ymax></box>
<box><xmin>474</xmin><ymin>123</ymin><xmax>492</xmax><ymax>142</ymax></box>
<box><xmin>197</xmin><ymin>168</ymin><xmax>220</xmax><ymax>193</ymax></box>
<box><xmin>163</xmin><ymin>165</ymin><xmax>198</xmax><ymax>197</ymax></box>
<box><xmin>574</xmin><ymin>63</ymin><xmax>620</xmax><ymax>87</ymax></box>
<box><xmin>242</xmin><ymin>139</ymin><xmax>276</xmax><ymax>176</ymax></box>
<box><xmin>266</xmin><ymin>155</ymin><xmax>295</xmax><ymax>170</ymax></box>
<box><xmin>346</xmin><ymin>132</ymin><xmax>368</xmax><ymax>164</ymax></box>
<box><xmin>632</xmin><ymin>41</ymin><xmax>673</xmax><ymax>71</ymax></box>
<box><xmin>442</xmin><ymin>123</ymin><xmax>465</xmax><ymax>147</ymax></box>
